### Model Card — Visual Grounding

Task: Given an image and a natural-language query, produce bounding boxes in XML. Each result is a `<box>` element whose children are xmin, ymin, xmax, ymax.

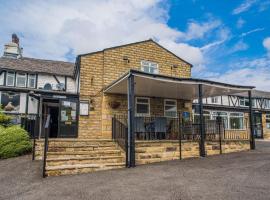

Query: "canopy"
<box><xmin>103</xmin><ymin>70</ymin><xmax>254</xmax><ymax>100</ymax></box>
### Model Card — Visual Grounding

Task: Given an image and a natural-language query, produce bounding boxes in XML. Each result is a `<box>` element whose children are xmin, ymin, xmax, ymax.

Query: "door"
<box><xmin>58</xmin><ymin>99</ymin><xmax>78</xmax><ymax>138</ymax></box>
<box><xmin>253</xmin><ymin>113</ymin><xmax>263</xmax><ymax>139</ymax></box>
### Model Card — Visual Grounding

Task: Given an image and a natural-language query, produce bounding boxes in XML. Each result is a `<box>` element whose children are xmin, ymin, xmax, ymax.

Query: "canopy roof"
<box><xmin>104</xmin><ymin>70</ymin><xmax>255</xmax><ymax>100</ymax></box>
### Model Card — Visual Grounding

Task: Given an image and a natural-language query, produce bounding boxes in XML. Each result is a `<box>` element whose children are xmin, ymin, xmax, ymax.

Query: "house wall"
<box><xmin>79</xmin><ymin>40</ymin><xmax>192</xmax><ymax>139</ymax></box>
<box><xmin>262</xmin><ymin>113</ymin><xmax>270</xmax><ymax>139</ymax></box>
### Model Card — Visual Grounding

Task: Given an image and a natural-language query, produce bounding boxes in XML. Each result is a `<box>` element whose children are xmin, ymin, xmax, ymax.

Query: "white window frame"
<box><xmin>239</xmin><ymin>97</ymin><xmax>249</xmax><ymax>107</ymax></box>
<box><xmin>16</xmin><ymin>73</ymin><xmax>27</xmax><ymax>87</ymax></box>
<box><xmin>6</xmin><ymin>71</ymin><xmax>15</xmax><ymax>86</ymax></box>
<box><xmin>229</xmin><ymin>112</ymin><xmax>245</xmax><ymax>130</ymax></box>
<box><xmin>164</xmin><ymin>99</ymin><xmax>177</xmax><ymax>118</ymax></box>
<box><xmin>28</xmin><ymin>74</ymin><xmax>36</xmax><ymax>88</ymax></box>
<box><xmin>141</xmin><ymin>60</ymin><xmax>159</xmax><ymax>74</ymax></box>
<box><xmin>135</xmin><ymin>97</ymin><xmax>150</xmax><ymax>116</ymax></box>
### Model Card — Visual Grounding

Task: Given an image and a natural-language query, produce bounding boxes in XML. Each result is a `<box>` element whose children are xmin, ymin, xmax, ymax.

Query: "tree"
<box><xmin>0</xmin><ymin>105</ymin><xmax>12</xmax><ymax>127</ymax></box>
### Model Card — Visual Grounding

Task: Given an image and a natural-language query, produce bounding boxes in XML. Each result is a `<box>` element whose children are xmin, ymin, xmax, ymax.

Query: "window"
<box><xmin>16</xmin><ymin>73</ymin><xmax>27</xmax><ymax>87</ymax></box>
<box><xmin>141</xmin><ymin>61</ymin><xmax>158</xmax><ymax>74</ymax></box>
<box><xmin>239</xmin><ymin>97</ymin><xmax>249</xmax><ymax>107</ymax></box>
<box><xmin>211</xmin><ymin>97</ymin><xmax>218</xmax><ymax>104</ymax></box>
<box><xmin>6</xmin><ymin>72</ymin><xmax>15</xmax><ymax>86</ymax></box>
<box><xmin>229</xmin><ymin>113</ymin><xmax>244</xmax><ymax>130</ymax></box>
<box><xmin>164</xmin><ymin>99</ymin><xmax>177</xmax><ymax>118</ymax></box>
<box><xmin>136</xmin><ymin>97</ymin><xmax>150</xmax><ymax>116</ymax></box>
<box><xmin>28</xmin><ymin>74</ymin><xmax>36</xmax><ymax>88</ymax></box>
<box><xmin>266</xmin><ymin>114</ymin><xmax>270</xmax><ymax>129</ymax></box>
<box><xmin>193</xmin><ymin>110</ymin><xmax>211</xmax><ymax>123</ymax></box>
<box><xmin>264</xmin><ymin>100</ymin><xmax>270</xmax><ymax>109</ymax></box>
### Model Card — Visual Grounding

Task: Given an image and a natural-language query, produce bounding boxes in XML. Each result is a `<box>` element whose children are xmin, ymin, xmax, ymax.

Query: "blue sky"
<box><xmin>0</xmin><ymin>0</ymin><xmax>270</xmax><ymax>90</ymax></box>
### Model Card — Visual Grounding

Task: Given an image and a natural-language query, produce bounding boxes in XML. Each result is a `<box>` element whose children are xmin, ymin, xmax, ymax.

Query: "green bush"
<box><xmin>0</xmin><ymin>106</ymin><xmax>12</xmax><ymax>127</ymax></box>
<box><xmin>0</xmin><ymin>126</ymin><xmax>32</xmax><ymax>159</ymax></box>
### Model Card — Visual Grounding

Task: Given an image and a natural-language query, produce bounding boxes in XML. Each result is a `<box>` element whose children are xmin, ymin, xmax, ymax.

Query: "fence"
<box><xmin>112</xmin><ymin>115</ymin><xmax>251</xmax><ymax>167</ymax></box>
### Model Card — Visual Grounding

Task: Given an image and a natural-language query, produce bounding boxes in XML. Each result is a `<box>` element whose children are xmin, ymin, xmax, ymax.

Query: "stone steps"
<box><xmin>47</xmin><ymin>149</ymin><xmax>122</xmax><ymax>158</ymax></box>
<box><xmin>34</xmin><ymin>139</ymin><xmax>126</xmax><ymax>176</ymax></box>
<box><xmin>46</xmin><ymin>155</ymin><xmax>125</xmax><ymax>166</ymax></box>
<box><xmin>46</xmin><ymin>162</ymin><xmax>125</xmax><ymax>176</ymax></box>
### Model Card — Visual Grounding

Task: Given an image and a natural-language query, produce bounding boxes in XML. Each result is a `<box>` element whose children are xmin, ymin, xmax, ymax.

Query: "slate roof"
<box><xmin>0</xmin><ymin>56</ymin><xmax>75</xmax><ymax>77</ymax></box>
<box><xmin>236</xmin><ymin>90</ymin><xmax>270</xmax><ymax>99</ymax></box>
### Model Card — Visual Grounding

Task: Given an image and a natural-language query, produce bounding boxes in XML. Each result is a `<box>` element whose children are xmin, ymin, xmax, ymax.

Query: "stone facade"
<box><xmin>79</xmin><ymin>40</ymin><xmax>192</xmax><ymax>139</ymax></box>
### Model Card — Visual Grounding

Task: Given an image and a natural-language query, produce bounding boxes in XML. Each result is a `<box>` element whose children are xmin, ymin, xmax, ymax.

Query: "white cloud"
<box><xmin>0</xmin><ymin>0</ymin><xmax>209</xmax><ymax>67</ymax></box>
<box><xmin>203</xmin><ymin>57</ymin><xmax>270</xmax><ymax>91</ymax></box>
<box><xmin>236</xmin><ymin>18</ymin><xmax>245</xmax><ymax>28</ymax></box>
<box><xmin>263</xmin><ymin>37</ymin><xmax>270</xmax><ymax>49</ymax></box>
<box><xmin>229</xmin><ymin>40</ymin><xmax>249</xmax><ymax>53</ymax></box>
<box><xmin>181</xmin><ymin>20</ymin><xmax>221</xmax><ymax>41</ymax></box>
<box><xmin>239</xmin><ymin>28</ymin><xmax>264</xmax><ymax>37</ymax></box>
<box><xmin>232</xmin><ymin>0</ymin><xmax>258</xmax><ymax>15</ymax></box>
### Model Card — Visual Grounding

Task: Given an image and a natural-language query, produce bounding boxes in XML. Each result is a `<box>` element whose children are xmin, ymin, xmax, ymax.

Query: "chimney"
<box><xmin>3</xmin><ymin>33</ymin><xmax>23</xmax><ymax>58</ymax></box>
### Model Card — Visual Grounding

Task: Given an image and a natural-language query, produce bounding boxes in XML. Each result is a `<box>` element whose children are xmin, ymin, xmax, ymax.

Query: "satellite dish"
<box><xmin>56</xmin><ymin>83</ymin><xmax>65</xmax><ymax>91</ymax></box>
<box><xmin>44</xmin><ymin>83</ymin><xmax>52</xmax><ymax>90</ymax></box>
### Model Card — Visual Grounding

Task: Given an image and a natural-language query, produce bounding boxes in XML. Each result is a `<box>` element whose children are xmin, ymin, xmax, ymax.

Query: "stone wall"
<box><xmin>136</xmin><ymin>140</ymin><xmax>250</xmax><ymax>165</ymax></box>
<box><xmin>262</xmin><ymin>113</ymin><xmax>270</xmax><ymax>139</ymax></box>
<box><xmin>79</xmin><ymin>40</ymin><xmax>192</xmax><ymax>139</ymax></box>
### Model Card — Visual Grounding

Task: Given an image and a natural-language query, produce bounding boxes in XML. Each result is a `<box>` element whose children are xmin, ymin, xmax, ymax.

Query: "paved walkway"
<box><xmin>0</xmin><ymin>141</ymin><xmax>270</xmax><ymax>200</ymax></box>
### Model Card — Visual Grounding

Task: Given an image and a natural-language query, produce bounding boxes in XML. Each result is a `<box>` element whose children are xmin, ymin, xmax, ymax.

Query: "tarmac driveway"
<box><xmin>0</xmin><ymin>140</ymin><xmax>270</xmax><ymax>200</ymax></box>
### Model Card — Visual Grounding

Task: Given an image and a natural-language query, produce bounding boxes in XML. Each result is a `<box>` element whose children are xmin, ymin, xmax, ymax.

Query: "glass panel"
<box><xmin>16</xmin><ymin>73</ymin><xmax>26</xmax><ymax>87</ymax></box>
<box><xmin>136</xmin><ymin>104</ymin><xmax>149</xmax><ymax>114</ymax></box>
<box><xmin>28</xmin><ymin>74</ymin><xmax>36</xmax><ymax>88</ymax></box>
<box><xmin>6</xmin><ymin>72</ymin><xmax>15</xmax><ymax>86</ymax></box>
<box><xmin>230</xmin><ymin>117</ymin><xmax>244</xmax><ymax>129</ymax></box>
<box><xmin>137</xmin><ymin>98</ymin><xmax>149</xmax><ymax>104</ymax></box>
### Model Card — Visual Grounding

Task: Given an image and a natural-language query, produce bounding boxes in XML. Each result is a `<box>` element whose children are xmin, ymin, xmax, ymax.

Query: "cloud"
<box><xmin>239</xmin><ymin>28</ymin><xmax>264</xmax><ymax>37</ymax></box>
<box><xmin>180</xmin><ymin>20</ymin><xmax>221</xmax><ymax>41</ymax></box>
<box><xmin>229</xmin><ymin>40</ymin><xmax>249</xmax><ymax>53</ymax></box>
<box><xmin>263</xmin><ymin>37</ymin><xmax>270</xmax><ymax>49</ymax></box>
<box><xmin>263</xmin><ymin>37</ymin><xmax>270</xmax><ymax>57</ymax></box>
<box><xmin>232</xmin><ymin>0</ymin><xmax>258</xmax><ymax>15</ymax></box>
<box><xmin>202</xmin><ymin>57</ymin><xmax>270</xmax><ymax>91</ymax></box>
<box><xmin>0</xmin><ymin>0</ymin><xmax>208</xmax><ymax>66</ymax></box>
<box><xmin>236</xmin><ymin>18</ymin><xmax>245</xmax><ymax>29</ymax></box>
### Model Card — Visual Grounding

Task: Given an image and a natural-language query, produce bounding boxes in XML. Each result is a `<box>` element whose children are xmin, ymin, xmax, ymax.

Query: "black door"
<box><xmin>58</xmin><ymin>99</ymin><xmax>78</xmax><ymax>138</ymax></box>
<box><xmin>253</xmin><ymin>113</ymin><xmax>263</xmax><ymax>139</ymax></box>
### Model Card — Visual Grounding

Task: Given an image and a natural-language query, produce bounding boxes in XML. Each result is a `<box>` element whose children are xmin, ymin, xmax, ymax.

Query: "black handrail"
<box><xmin>42</xmin><ymin>114</ymin><xmax>50</xmax><ymax>178</ymax></box>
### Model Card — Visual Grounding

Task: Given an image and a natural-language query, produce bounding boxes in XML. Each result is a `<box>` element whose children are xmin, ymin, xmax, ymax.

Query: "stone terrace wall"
<box><xmin>136</xmin><ymin>140</ymin><xmax>250</xmax><ymax>165</ymax></box>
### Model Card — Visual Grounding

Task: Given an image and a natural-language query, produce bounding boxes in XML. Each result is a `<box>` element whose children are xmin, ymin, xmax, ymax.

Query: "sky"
<box><xmin>0</xmin><ymin>0</ymin><xmax>270</xmax><ymax>90</ymax></box>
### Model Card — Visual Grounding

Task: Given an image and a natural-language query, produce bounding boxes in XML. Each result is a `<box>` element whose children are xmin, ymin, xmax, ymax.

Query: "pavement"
<box><xmin>0</xmin><ymin>140</ymin><xmax>270</xmax><ymax>200</ymax></box>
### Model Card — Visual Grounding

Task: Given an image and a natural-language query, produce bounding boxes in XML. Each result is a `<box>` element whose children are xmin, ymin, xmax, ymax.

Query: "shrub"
<box><xmin>0</xmin><ymin>106</ymin><xmax>12</xmax><ymax>127</ymax></box>
<box><xmin>0</xmin><ymin>126</ymin><xmax>32</xmax><ymax>159</ymax></box>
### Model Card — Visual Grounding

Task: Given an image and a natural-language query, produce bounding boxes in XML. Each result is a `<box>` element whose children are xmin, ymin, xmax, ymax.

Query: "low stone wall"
<box><xmin>136</xmin><ymin>140</ymin><xmax>250</xmax><ymax>165</ymax></box>
<box><xmin>135</xmin><ymin>140</ymin><xmax>199</xmax><ymax>165</ymax></box>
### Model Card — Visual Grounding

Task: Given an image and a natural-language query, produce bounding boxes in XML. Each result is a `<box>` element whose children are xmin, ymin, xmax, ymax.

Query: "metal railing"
<box><xmin>42</xmin><ymin>114</ymin><xmax>50</xmax><ymax>178</ymax></box>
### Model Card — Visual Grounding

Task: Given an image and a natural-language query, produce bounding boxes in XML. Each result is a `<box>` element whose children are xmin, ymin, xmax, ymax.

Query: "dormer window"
<box><xmin>16</xmin><ymin>73</ymin><xmax>27</xmax><ymax>87</ymax></box>
<box><xmin>141</xmin><ymin>61</ymin><xmax>159</xmax><ymax>74</ymax></box>
<box><xmin>6</xmin><ymin>72</ymin><xmax>15</xmax><ymax>86</ymax></box>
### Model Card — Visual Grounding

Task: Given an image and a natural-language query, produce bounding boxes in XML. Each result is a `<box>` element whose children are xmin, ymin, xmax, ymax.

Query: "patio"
<box><xmin>105</xmin><ymin>69</ymin><xmax>256</xmax><ymax>167</ymax></box>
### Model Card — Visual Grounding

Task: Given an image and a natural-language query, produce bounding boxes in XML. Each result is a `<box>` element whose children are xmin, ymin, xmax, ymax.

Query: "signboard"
<box><xmin>80</xmin><ymin>101</ymin><xmax>89</xmax><ymax>116</ymax></box>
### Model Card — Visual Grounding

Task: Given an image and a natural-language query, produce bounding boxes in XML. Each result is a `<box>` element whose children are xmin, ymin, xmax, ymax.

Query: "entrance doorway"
<box><xmin>253</xmin><ymin>112</ymin><xmax>263</xmax><ymax>139</ymax></box>
<box><xmin>42</xmin><ymin>99</ymin><xmax>59</xmax><ymax>138</ymax></box>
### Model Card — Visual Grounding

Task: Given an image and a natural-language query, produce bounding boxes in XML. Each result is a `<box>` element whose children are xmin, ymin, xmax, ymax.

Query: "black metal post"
<box><xmin>248</xmin><ymin>91</ymin><xmax>255</xmax><ymax>150</ymax></box>
<box><xmin>178</xmin><ymin>116</ymin><xmax>182</xmax><ymax>160</ymax></box>
<box><xmin>127</xmin><ymin>74</ymin><xmax>135</xmax><ymax>167</ymax></box>
<box><xmin>42</xmin><ymin>115</ymin><xmax>50</xmax><ymax>178</ymax></box>
<box><xmin>32</xmin><ymin>137</ymin><xmax>36</xmax><ymax>161</ymax></box>
<box><xmin>198</xmin><ymin>84</ymin><xmax>206</xmax><ymax>157</ymax></box>
<box><xmin>217</xmin><ymin>116</ymin><xmax>222</xmax><ymax>154</ymax></box>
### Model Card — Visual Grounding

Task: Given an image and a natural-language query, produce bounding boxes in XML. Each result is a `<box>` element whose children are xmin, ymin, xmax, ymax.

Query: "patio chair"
<box><xmin>154</xmin><ymin>117</ymin><xmax>167</xmax><ymax>139</ymax></box>
<box><xmin>134</xmin><ymin>117</ymin><xmax>146</xmax><ymax>140</ymax></box>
